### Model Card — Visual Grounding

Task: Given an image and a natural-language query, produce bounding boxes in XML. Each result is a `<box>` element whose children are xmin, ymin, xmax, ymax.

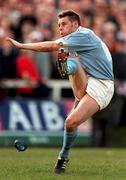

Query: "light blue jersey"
<box><xmin>56</xmin><ymin>26</ymin><xmax>114</xmax><ymax>80</ymax></box>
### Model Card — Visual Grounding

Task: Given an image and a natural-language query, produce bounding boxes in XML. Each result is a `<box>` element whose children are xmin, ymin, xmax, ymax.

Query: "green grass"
<box><xmin>0</xmin><ymin>147</ymin><xmax>126</xmax><ymax>180</ymax></box>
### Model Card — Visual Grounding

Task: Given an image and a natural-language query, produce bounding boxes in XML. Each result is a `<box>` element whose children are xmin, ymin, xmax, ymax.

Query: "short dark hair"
<box><xmin>58</xmin><ymin>10</ymin><xmax>81</xmax><ymax>26</ymax></box>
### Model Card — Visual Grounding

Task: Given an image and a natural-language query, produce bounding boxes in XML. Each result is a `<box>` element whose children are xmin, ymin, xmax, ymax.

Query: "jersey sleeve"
<box><xmin>55</xmin><ymin>31</ymin><xmax>98</xmax><ymax>52</ymax></box>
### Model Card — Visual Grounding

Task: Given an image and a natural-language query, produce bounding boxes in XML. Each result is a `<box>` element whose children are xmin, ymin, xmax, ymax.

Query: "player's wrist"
<box><xmin>19</xmin><ymin>43</ymin><xmax>25</xmax><ymax>49</ymax></box>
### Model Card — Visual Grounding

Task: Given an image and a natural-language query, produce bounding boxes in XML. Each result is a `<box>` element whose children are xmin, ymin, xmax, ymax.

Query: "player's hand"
<box><xmin>6</xmin><ymin>37</ymin><xmax>22</xmax><ymax>49</ymax></box>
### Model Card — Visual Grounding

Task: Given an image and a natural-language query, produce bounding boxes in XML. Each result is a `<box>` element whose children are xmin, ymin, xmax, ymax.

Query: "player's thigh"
<box><xmin>65</xmin><ymin>93</ymin><xmax>99</xmax><ymax>129</ymax></box>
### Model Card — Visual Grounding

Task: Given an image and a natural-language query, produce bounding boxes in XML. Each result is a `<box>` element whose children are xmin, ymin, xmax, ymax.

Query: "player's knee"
<box><xmin>76</xmin><ymin>90</ymin><xmax>85</xmax><ymax>100</ymax></box>
<box><xmin>65</xmin><ymin>116</ymin><xmax>78</xmax><ymax>131</ymax></box>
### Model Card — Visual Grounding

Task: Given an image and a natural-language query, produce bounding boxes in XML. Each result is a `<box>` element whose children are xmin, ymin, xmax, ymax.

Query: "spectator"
<box><xmin>0</xmin><ymin>31</ymin><xmax>19</xmax><ymax>79</ymax></box>
<box><xmin>15</xmin><ymin>50</ymin><xmax>51</xmax><ymax>98</ymax></box>
<box><xmin>0</xmin><ymin>30</ymin><xmax>19</xmax><ymax>97</ymax></box>
<box><xmin>27</xmin><ymin>29</ymin><xmax>54</xmax><ymax>80</ymax></box>
<box><xmin>101</xmin><ymin>22</ymin><xmax>119</xmax><ymax>53</ymax></box>
<box><xmin>13</xmin><ymin>1</ymin><xmax>37</xmax><ymax>41</ymax></box>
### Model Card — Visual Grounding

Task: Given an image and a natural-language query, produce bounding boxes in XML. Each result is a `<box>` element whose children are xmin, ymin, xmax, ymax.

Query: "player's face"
<box><xmin>58</xmin><ymin>16</ymin><xmax>77</xmax><ymax>37</ymax></box>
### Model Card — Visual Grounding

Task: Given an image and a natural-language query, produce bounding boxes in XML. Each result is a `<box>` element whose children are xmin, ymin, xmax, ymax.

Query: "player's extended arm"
<box><xmin>6</xmin><ymin>38</ymin><xmax>60</xmax><ymax>52</ymax></box>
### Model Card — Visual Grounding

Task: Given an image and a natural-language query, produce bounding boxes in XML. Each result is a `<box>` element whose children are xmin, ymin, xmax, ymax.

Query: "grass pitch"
<box><xmin>0</xmin><ymin>147</ymin><xmax>126</xmax><ymax>180</ymax></box>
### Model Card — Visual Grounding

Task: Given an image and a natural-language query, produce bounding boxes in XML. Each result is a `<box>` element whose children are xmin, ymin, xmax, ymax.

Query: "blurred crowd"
<box><xmin>0</xmin><ymin>0</ymin><xmax>126</xmax><ymax>99</ymax></box>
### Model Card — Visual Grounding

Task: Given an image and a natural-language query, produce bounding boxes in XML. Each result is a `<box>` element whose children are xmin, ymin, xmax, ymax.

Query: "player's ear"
<box><xmin>73</xmin><ymin>21</ymin><xmax>79</xmax><ymax>28</ymax></box>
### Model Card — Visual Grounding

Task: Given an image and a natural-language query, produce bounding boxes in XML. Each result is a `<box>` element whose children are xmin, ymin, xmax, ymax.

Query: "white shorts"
<box><xmin>86</xmin><ymin>77</ymin><xmax>114</xmax><ymax>110</ymax></box>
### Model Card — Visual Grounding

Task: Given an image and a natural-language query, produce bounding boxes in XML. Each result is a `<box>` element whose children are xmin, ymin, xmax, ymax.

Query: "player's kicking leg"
<box><xmin>54</xmin><ymin>48</ymin><xmax>100</xmax><ymax>174</ymax></box>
